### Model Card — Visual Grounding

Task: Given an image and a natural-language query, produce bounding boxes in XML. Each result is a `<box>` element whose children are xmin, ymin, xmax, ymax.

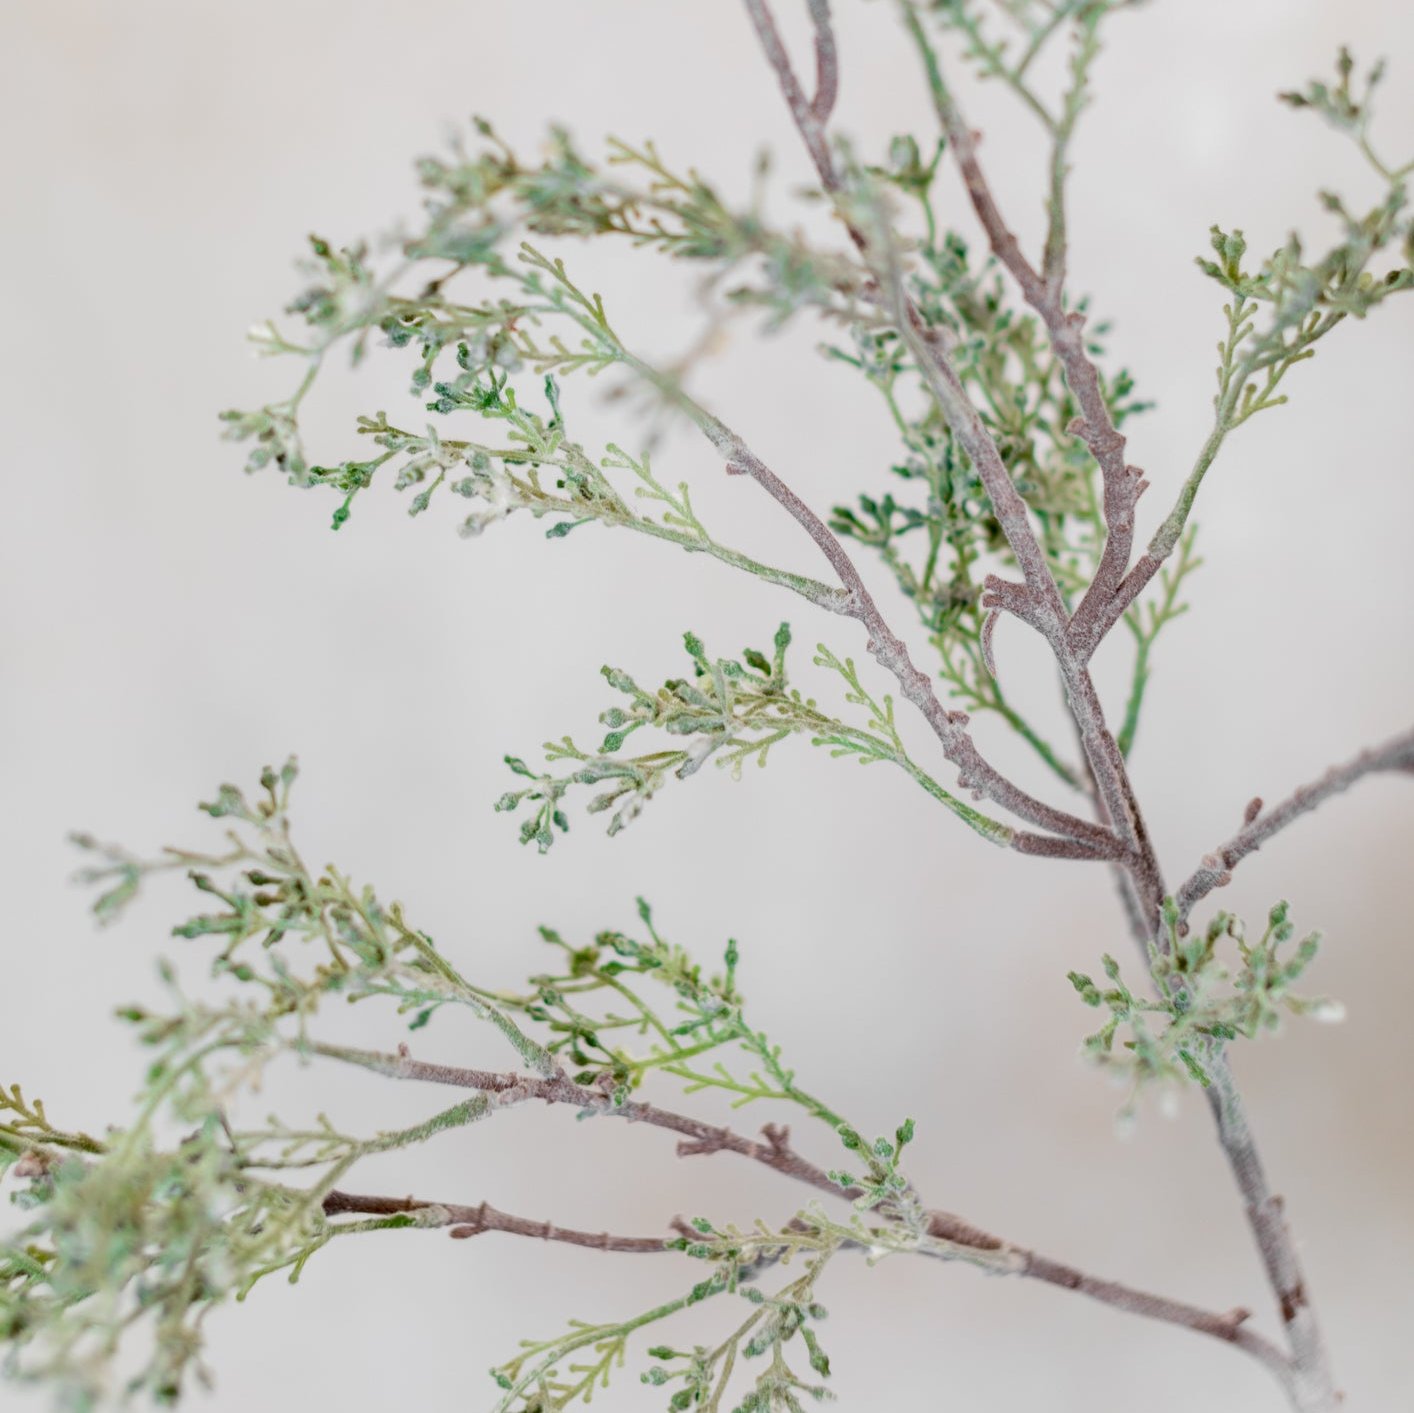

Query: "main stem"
<box><xmin>1203</xmin><ymin>1065</ymin><xmax>1335</xmax><ymax>1412</ymax></box>
<box><xmin>744</xmin><ymin>3</ymin><xmax>1340</xmax><ymax>1406</ymax></box>
<box><xmin>1109</xmin><ymin>861</ymin><xmax>1336</xmax><ymax>1411</ymax></box>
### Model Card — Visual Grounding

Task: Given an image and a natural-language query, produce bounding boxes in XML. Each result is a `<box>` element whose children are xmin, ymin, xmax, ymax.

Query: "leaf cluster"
<box><xmin>5</xmin><ymin>767</ymin><xmax>931</xmax><ymax>1409</ymax></box>
<box><xmin>1068</xmin><ymin>899</ymin><xmax>1340</xmax><ymax>1123</ymax></box>
<box><xmin>1197</xmin><ymin>51</ymin><xmax>1412</xmax><ymax>430</ymax></box>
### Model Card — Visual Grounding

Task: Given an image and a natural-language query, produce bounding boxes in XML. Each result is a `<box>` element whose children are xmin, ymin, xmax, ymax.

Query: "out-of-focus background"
<box><xmin>3</xmin><ymin>2</ymin><xmax>1412</xmax><ymax>1409</ymax></box>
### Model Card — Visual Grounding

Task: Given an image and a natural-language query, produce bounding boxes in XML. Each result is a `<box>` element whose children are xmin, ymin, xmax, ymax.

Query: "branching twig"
<box><xmin>898</xmin><ymin>5</ymin><xmax>1147</xmax><ymax>661</ymax></box>
<box><xmin>307</xmin><ymin>1042</ymin><xmax>850</xmax><ymax>1199</ymax></box>
<box><xmin>743</xmin><ymin>0</ymin><xmax>835</xmax><ymax>183</ymax></box>
<box><xmin>743</xmin><ymin>0</ymin><xmax>1161</xmax><ymax>908</ymax></box>
<box><xmin>711</xmin><ymin>428</ymin><xmax>1121</xmax><ymax>856</ymax></box>
<box><xmin>319</xmin><ymin>1183</ymin><xmax>1294</xmax><ymax>1389</ymax></box>
<box><xmin>751</xmin><ymin>0</ymin><xmax>1074</xmax><ymax>624</ymax></box>
<box><xmin>742</xmin><ymin>6</ymin><xmax>1353</xmax><ymax>1407</ymax></box>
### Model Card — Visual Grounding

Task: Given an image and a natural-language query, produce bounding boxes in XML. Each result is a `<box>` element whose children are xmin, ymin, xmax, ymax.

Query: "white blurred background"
<box><xmin>3</xmin><ymin>2</ymin><xmax>1412</xmax><ymax>1409</ymax></box>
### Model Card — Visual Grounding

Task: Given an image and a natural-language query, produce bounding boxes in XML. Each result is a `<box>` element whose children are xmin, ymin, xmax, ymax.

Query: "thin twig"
<box><xmin>925</xmin><ymin>1209</ymin><xmax>1295</xmax><ymax>1394</ymax></box>
<box><xmin>307</xmin><ymin>1042</ymin><xmax>849</xmax><ymax>1198</ymax></box>
<box><xmin>322</xmin><ymin>1190</ymin><xmax>675</xmax><ymax>1253</ymax></box>
<box><xmin>743</xmin><ymin>0</ymin><xmax>834</xmax><ymax>182</ymax></box>
<box><xmin>1176</xmin><ymin>725</ymin><xmax>1414</xmax><ymax>923</ymax></box>
<box><xmin>318</xmin><ymin>1184</ymin><xmax>1292</xmax><ymax>1389</ymax></box>
<box><xmin>807</xmin><ymin>0</ymin><xmax>839</xmax><ymax>123</ymax></box>
<box><xmin>712</xmin><ymin>430</ymin><xmax>1121</xmax><ymax>854</ymax></box>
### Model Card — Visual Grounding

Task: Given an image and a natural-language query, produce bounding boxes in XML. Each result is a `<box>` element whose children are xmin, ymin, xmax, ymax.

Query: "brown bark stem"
<box><xmin>897</xmin><ymin>3</ymin><xmax>1147</xmax><ymax>661</ymax></box>
<box><xmin>322</xmin><ymin>1189</ymin><xmax>674</xmax><ymax>1253</ymax></box>
<box><xmin>305</xmin><ymin>1041</ymin><xmax>847</xmax><ymax>1198</ymax></box>
<box><xmin>319</xmin><ymin>1128</ymin><xmax>1292</xmax><ymax>1385</ymax></box>
<box><xmin>1176</xmin><ymin>724</ymin><xmax>1414</xmax><ymax>923</ymax></box>
<box><xmin>743</xmin><ymin>5</ymin><xmax>1348</xmax><ymax>1408</ymax></box>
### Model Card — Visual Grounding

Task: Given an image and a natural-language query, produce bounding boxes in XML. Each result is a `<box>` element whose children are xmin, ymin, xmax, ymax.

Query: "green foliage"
<box><xmin>486</xmin><ymin>898</ymin><xmax>838</xmax><ymax>1123</ymax></box>
<box><xmin>923</xmin><ymin>0</ymin><xmax>1134</xmax><ymax>136</ymax></box>
<box><xmin>7</xmin><ymin>13</ymin><xmax>1410</xmax><ymax>1411</ymax></box>
<box><xmin>496</xmin><ymin>624</ymin><xmax>1012</xmax><ymax>851</ymax></box>
<box><xmin>493</xmin><ymin>1236</ymin><xmax>839</xmax><ymax>1413</ymax></box>
<box><xmin>68</xmin><ymin>759</ymin><xmax>555</xmax><ymax>1072</ymax></box>
<box><xmin>825</xmin><ymin>252</ymin><xmax>1145</xmax><ymax>782</ymax></box>
<box><xmin>0</xmin><ymin>1114</ymin><xmax>442</xmax><ymax>1412</ymax></box>
<box><xmin>1197</xmin><ymin>52</ymin><xmax>1411</xmax><ymax>429</ymax></box>
<box><xmin>1115</xmin><ymin>527</ymin><xmax>1201</xmax><ymax>758</ymax></box>
<box><xmin>6</xmin><ymin>763</ymin><xmax>584</xmax><ymax>1405</ymax></box>
<box><xmin>219</xmin><ymin>123</ymin><xmax>866</xmax><ymax>544</ymax></box>
<box><xmin>0</xmin><ymin>1089</ymin><xmax>101</xmax><ymax>1166</ymax></box>
<box><xmin>637</xmin><ymin>1243</ymin><xmax>836</xmax><ymax>1413</ymax></box>
<box><xmin>215</xmin><ymin>77</ymin><xmax>1185</xmax><ymax>772</ymax></box>
<box><xmin>5</xmin><ymin>770</ymin><xmax>948</xmax><ymax>1410</ymax></box>
<box><xmin>1069</xmin><ymin>900</ymin><xmax>1341</xmax><ymax>1123</ymax></box>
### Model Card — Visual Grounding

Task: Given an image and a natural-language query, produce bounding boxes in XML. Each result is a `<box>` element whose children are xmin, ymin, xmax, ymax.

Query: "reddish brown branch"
<box><xmin>1076</xmin><ymin>543</ymin><xmax>1163</xmax><ymax>659</ymax></box>
<box><xmin>891</xmin><ymin>262</ymin><xmax>1164</xmax><ymax>908</ymax></box>
<box><xmin>898</xmin><ymin>5</ymin><xmax>1147</xmax><ymax>661</ymax></box>
<box><xmin>745</xmin><ymin>6</ymin><xmax>1346</xmax><ymax>1406</ymax></box>
<box><xmin>925</xmin><ymin>1209</ymin><xmax>1294</xmax><ymax>1391</ymax></box>
<box><xmin>308</xmin><ymin>1042</ymin><xmax>849</xmax><ymax>1199</ymax></box>
<box><xmin>806</xmin><ymin>0</ymin><xmax>838</xmax><ymax>124</ymax></box>
<box><xmin>322</xmin><ymin>1190</ymin><xmax>675</xmax><ymax>1253</ymax></box>
<box><xmin>1176</xmin><ymin>725</ymin><xmax>1414</xmax><ymax>923</ymax></box>
<box><xmin>714</xmin><ymin>436</ymin><xmax>1120</xmax><ymax>855</ymax></box>
<box><xmin>743</xmin><ymin>0</ymin><xmax>1156</xmax><ymax>893</ymax></box>
<box><xmin>319</xmin><ymin>1184</ymin><xmax>1291</xmax><ymax>1388</ymax></box>
<box><xmin>743</xmin><ymin>0</ymin><xmax>835</xmax><ymax>183</ymax></box>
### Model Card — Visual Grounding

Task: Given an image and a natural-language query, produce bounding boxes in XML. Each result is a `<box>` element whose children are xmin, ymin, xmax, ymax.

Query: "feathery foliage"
<box><xmin>7</xmin><ymin>6</ymin><xmax>1413</xmax><ymax>1412</ymax></box>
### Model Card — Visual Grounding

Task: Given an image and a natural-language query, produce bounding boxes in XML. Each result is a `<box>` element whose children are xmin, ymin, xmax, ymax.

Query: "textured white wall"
<box><xmin>3</xmin><ymin>3</ymin><xmax>1412</xmax><ymax>1409</ymax></box>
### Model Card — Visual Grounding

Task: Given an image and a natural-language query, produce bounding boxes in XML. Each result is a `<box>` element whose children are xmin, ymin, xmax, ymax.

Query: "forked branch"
<box><xmin>897</xmin><ymin>4</ymin><xmax>1148</xmax><ymax>660</ymax></box>
<box><xmin>317</xmin><ymin>1058</ymin><xmax>1295</xmax><ymax>1389</ymax></box>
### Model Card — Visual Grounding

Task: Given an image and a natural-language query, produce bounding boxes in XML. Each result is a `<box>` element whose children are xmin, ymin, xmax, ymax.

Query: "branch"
<box><xmin>891</xmin><ymin>271</ymin><xmax>1071</xmax><ymax>629</ymax></box>
<box><xmin>871</xmin><ymin>23</ymin><xmax>1165</xmax><ymax>902</ymax></box>
<box><xmin>743</xmin><ymin>0</ymin><xmax>835</xmax><ymax>182</ymax></box>
<box><xmin>742</xmin><ymin>0</ymin><xmax>1161</xmax><ymax>896</ymax></box>
<box><xmin>711</xmin><ymin>423</ymin><xmax>1121</xmax><ymax>856</ymax></box>
<box><xmin>872</xmin><ymin>219</ymin><xmax>1165</xmax><ymax>903</ymax></box>
<box><xmin>312</xmin><ymin>1042</ymin><xmax>1299</xmax><ymax>1388</ymax></box>
<box><xmin>734</xmin><ymin>2</ymin><xmax>1145</xmax><ymax>861</ymax></box>
<box><xmin>749</xmin><ymin>10</ymin><xmax>1071</xmax><ymax>630</ymax></box>
<box><xmin>807</xmin><ymin>0</ymin><xmax>839</xmax><ymax>125</ymax></box>
<box><xmin>320</xmin><ymin>1182</ymin><xmax>1293</xmax><ymax>1389</ymax></box>
<box><xmin>924</xmin><ymin>1210</ymin><xmax>1294</xmax><ymax>1393</ymax></box>
<box><xmin>323</xmin><ymin>1188</ymin><xmax>675</xmax><ymax>1256</ymax></box>
<box><xmin>1176</xmin><ymin>724</ymin><xmax>1414</xmax><ymax>923</ymax></box>
<box><xmin>1102</xmin><ymin>798</ymin><xmax>1340</xmax><ymax>1408</ymax></box>
<box><xmin>1080</xmin><ymin>420</ymin><xmax>1229</xmax><ymax>655</ymax></box>
<box><xmin>1199</xmin><ymin>1056</ymin><xmax>1333</xmax><ymax>1400</ymax></box>
<box><xmin>898</xmin><ymin>4</ymin><xmax>1147</xmax><ymax>663</ymax></box>
<box><xmin>322</xmin><ymin>1190</ymin><xmax>675</xmax><ymax>1253</ymax></box>
<box><xmin>744</xmin><ymin>12</ymin><xmax>1341</xmax><ymax>1401</ymax></box>
<box><xmin>306</xmin><ymin>1042</ymin><xmax>849</xmax><ymax>1200</ymax></box>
